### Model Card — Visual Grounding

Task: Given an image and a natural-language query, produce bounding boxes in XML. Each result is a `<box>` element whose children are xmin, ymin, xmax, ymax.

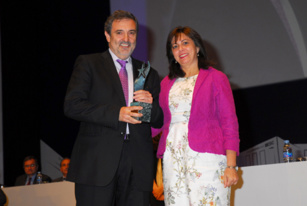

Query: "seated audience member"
<box><xmin>53</xmin><ymin>158</ymin><xmax>70</xmax><ymax>182</ymax></box>
<box><xmin>15</xmin><ymin>156</ymin><xmax>51</xmax><ymax>186</ymax></box>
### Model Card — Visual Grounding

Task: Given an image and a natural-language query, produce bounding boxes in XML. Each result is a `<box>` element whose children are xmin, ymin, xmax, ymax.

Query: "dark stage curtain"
<box><xmin>233</xmin><ymin>78</ymin><xmax>307</xmax><ymax>152</ymax></box>
<box><xmin>0</xmin><ymin>0</ymin><xmax>110</xmax><ymax>186</ymax></box>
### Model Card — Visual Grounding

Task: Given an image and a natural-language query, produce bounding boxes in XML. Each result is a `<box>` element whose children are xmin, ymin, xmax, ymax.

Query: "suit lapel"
<box><xmin>193</xmin><ymin>68</ymin><xmax>209</xmax><ymax>99</ymax></box>
<box><xmin>101</xmin><ymin>51</ymin><xmax>126</xmax><ymax>106</ymax></box>
<box><xmin>164</xmin><ymin>77</ymin><xmax>176</xmax><ymax>109</ymax></box>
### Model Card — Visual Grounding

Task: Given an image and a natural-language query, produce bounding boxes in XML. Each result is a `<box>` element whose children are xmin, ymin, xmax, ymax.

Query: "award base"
<box><xmin>130</xmin><ymin>101</ymin><xmax>152</xmax><ymax>122</ymax></box>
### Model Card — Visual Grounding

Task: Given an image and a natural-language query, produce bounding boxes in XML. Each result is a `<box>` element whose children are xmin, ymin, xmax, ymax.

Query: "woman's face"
<box><xmin>171</xmin><ymin>33</ymin><xmax>199</xmax><ymax>69</ymax></box>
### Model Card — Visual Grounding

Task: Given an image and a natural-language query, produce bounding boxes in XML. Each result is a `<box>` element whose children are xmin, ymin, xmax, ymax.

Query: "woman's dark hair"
<box><xmin>104</xmin><ymin>10</ymin><xmax>138</xmax><ymax>35</ymax></box>
<box><xmin>166</xmin><ymin>26</ymin><xmax>212</xmax><ymax>79</ymax></box>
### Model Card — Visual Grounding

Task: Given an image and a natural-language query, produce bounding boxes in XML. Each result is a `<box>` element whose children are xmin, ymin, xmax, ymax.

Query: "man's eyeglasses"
<box><xmin>24</xmin><ymin>164</ymin><xmax>37</xmax><ymax>168</ymax></box>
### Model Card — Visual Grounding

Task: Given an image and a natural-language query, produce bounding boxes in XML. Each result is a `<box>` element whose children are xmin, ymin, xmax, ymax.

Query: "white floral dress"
<box><xmin>163</xmin><ymin>75</ymin><xmax>230</xmax><ymax>206</ymax></box>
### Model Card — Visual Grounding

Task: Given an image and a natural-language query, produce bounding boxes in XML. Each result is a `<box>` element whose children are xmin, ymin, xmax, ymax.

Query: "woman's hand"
<box><xmin>224</xmin><ymin>150</ymin><xmax>239</xmax><ymax>187</ymax></box>
<box><xmin>224</xmin><ymin>167</ymin><xmax>238</xmax><ymax>188</ymax></box>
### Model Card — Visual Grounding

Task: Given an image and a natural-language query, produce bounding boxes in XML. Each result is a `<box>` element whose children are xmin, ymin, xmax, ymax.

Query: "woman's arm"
<box><xmin>224</xmin><ymin>150</ymin><xmax>239</xmax><ymax>188</ymax></box>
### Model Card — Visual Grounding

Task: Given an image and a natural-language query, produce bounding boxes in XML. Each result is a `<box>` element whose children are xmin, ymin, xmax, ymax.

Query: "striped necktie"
<box><xmin>117</xmin><ymin>59</ymin><xmax>129</xmax><ymax>106</ymax></box>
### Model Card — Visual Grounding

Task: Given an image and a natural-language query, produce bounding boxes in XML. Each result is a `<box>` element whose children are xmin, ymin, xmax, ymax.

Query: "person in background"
<box><xmin>152</xmin><ymin>26</ymin><xmax>240</xmax><ymax>205</ymax></box>
<box><xmin>64</xmin><ymin>10</ymin><xmax>163</xmax><ymax>206</ymax></box>
<box><xmin>52</xmin><ymin>158</ymin><xmax>70</xmax><ymax>182</ymax></box>
<box><xmin>15</xmin><ymin>156</ymin><xmax>51</xmax><ymax>186</ymax></box>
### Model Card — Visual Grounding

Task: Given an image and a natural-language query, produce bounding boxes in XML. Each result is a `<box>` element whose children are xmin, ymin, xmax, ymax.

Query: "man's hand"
<box><xmin>133</xmin><ymin>90</ymin><xmax>153</xmax><ymax>104</ymax></box>
<box><xmin>119</xmin><ymin>106</ymin><xmax>143</xmax><ymax>124</ymax></box>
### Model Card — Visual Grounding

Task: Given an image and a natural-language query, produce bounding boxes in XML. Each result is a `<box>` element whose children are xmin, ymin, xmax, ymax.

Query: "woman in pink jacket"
<box><xmin>153</xmin><ymin>26</ymin><xmax>240</xmax><ymax>205</ymax></box>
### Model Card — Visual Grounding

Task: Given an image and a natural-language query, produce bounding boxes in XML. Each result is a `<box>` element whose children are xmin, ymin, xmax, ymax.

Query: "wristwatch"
<box><xmin>226</xmin><ymin>165</ymin><xmax>238</xmax><ymax>171</ymax></box>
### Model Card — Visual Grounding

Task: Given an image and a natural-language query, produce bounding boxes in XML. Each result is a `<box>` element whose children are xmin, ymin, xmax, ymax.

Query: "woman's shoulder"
<box><xmin>203</xmin><ymin>67</ymin><xmax>228</xmax><ymax>80</ymax></box>
<box><xmin>161</xmin><ymin>75</ymin><xmax>172</xmax><ymax>84</ymax></box>
<box><xmin>203</xmin><ymin>66</ymin><xmax>223</xmax><ymax>74</ymax></box>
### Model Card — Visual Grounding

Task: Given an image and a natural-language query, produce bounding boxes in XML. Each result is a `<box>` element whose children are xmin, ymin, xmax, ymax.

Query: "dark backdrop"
<box><xmin>0</xmin><ymin>0</ymin><xmax>110</xmax><ymax>186</ymax></box>
<box><xmin>233</xmin><ymin>78</ymin><xmax>307</xmax><ymax>152</ymax></box>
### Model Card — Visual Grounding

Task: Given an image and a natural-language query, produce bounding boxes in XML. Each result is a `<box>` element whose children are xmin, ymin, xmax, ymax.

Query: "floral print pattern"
<box><xmin>163</xmin><ymin>75</ymin><xmax>230</xmax><ymax>206</ymax></box>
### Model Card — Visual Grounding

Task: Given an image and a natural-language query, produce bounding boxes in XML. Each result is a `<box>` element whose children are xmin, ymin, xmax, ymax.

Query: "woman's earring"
<box><xmin>197</xmin><ymin>53</ymin><xmax>199</xmax><ymax>57</ymax></box>
<box><xmin>175</xmin><ymin>60</ymin><xmax>177</xmax><ymax>63</ymax></box>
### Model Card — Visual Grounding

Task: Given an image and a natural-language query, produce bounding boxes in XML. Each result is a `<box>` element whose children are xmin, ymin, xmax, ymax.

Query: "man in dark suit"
<box><xmin>52</xmin><ymin>158</ymin><xmax>70</xmax><ymax>182</ymax></box>
<box><xmin>64</xmin><ymin>10</ymin><xmax>163</xmax><ymax>206</ymax></box>
<box><xmin>15</xmin><ymin>156</ymin><xmax>51</xmax><ymax>186</ymax></box>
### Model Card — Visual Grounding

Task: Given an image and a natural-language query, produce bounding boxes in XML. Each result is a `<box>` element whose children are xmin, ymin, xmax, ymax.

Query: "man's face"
<box><xmin>60</xmin><ymin>159</ymin><xmax>70</xmax><ymax>177</ymax></box>
<box><xmin>24</xmin><ymin>159</ymin><xmax>38</xmax><ymax>177</ymax></box>
<box><xmin>105</xmin><ymin>18</ymin><xmax>137</xmax><ymax>60</ymax></box>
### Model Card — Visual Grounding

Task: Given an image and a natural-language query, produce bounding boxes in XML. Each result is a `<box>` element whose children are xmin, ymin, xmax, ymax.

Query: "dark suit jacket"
<box><xmin>14</xmin><ymin>173</ymin><xmax>52</xmax><ymax>186</ymax></box>
<box><xmin>64</xmin><ymin>51</ymin><xmax>163</xmax><ymax>191</ymax></box>
<box><xmin>0</xmin><ymin>188</ymin><xmax>6</xmax><ymax>206</ymax></box>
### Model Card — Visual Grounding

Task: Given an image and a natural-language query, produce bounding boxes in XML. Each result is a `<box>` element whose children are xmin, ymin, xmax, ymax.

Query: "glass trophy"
<box><xmin>130</xmin><ymin>61</ymin><xmax>152</xmax><ymax>122</ymax></box>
